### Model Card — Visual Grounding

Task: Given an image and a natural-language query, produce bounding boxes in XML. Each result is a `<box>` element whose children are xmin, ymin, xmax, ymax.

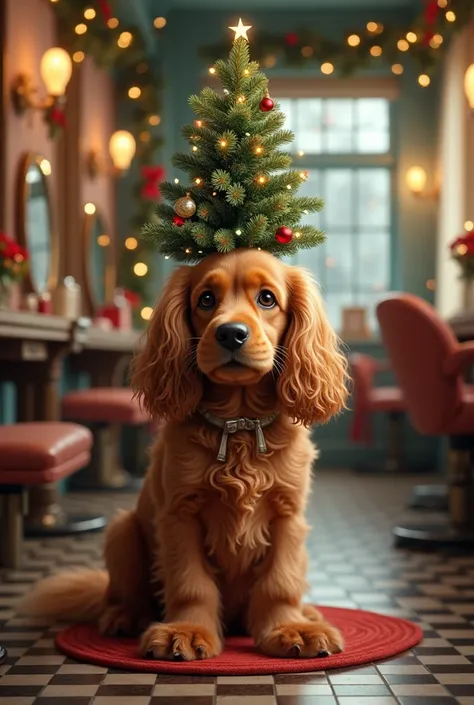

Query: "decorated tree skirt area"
<box><xmin>56</xmin><ymin>606</ymin><xmax>422</xmax><ymax>675</ymax></box>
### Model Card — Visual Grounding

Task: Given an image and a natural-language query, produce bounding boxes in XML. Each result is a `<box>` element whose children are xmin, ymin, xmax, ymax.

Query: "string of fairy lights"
<box><xmin>47</xmin><ymin>0</ymin><xmax>472</xmax><ymax>322</ymax></box>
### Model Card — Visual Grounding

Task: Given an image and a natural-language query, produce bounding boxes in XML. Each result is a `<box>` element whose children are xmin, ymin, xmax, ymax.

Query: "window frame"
<box><xmin>270</xmin><ymin>78</ymin><xmax>400</xmax><ymax>328</ymax></box>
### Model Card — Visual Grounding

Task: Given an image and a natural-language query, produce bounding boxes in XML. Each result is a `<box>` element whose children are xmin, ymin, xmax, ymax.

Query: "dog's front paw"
<box><xmin>258</xmin><ymin>620</ymin><xmax>343</xmax><ymax>658</ymax></box>
<box><xmin>140</xmin><ymin>621</ymin><xmax>222</xmax><ymax>661</ymax></box>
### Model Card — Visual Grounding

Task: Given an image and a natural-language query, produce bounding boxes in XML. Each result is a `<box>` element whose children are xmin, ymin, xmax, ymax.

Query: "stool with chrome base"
<box><xmin>350</xmin><ymin>353</ymin><xmax>406</xmax><ymax>474</ymax></box>
<box><xmin>62</xmin><ymin>387</ymin><xmax>150</xmax><ymax>492</ymax></box>
<box><xmin>0</xmin><ymin>423</ymin><xmax>106</xmax><ymax>566</ymax></box>
<box><xmin>377</xmin><ymin>293</ymin><xmax>474</xmax><ymax>547</ymax></box>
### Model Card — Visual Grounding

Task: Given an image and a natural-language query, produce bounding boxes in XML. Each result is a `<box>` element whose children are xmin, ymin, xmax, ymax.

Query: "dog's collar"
<box><xmin>198</xmin><ymin>406</ymin><xmax>279</xmax><ymax>462</ymax></box>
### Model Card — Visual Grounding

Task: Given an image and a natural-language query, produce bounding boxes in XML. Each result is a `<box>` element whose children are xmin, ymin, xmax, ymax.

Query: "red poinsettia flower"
<box><xmin>450</xmin><ymin>231</ymin><xmax>474</xmax><ymax>255</ymax></box>
<box><xmin>49</xmin><ymin>107</ymin><xmax>67</xmax><ymax>129</ymax></box>
<box><xmin>141</xmin><ymin>165</ymin><xmax>165</xmax><ymax>201</ymax></box>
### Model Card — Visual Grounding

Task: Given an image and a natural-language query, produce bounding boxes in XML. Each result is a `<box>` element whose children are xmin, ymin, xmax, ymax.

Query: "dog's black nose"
<box><xmin>215</xmin><ymin>322</ymin><xmax>250</xmax><ymax>352</ymax></box>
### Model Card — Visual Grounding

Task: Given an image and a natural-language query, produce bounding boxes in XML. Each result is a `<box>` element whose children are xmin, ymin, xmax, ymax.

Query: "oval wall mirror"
<box><xmin>84</xmin><ymin>210</ymin><xmax>115</xmax><ymax>310</ymax></box>
<box><xmin>17</xmin><ymin>153</ymin><xmax>58</xmax><ymax>295</ymax></box>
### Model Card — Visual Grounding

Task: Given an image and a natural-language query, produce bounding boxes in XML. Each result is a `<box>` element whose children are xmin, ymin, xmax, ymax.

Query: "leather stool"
<box><xmin>0</xmin><ymin>422</ymin><xmax>106</xmax><ymax>567</ymax></box>
<box><xmin>62</xmin><ymin>387</ymin><xmax>150</xmax><ymax>491</ymax></box>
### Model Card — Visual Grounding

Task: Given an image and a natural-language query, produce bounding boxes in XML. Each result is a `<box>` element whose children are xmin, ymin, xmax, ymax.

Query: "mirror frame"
<box><xmin>17</xmin><ymin>152</ymin><xmax>59</xmax><ymax>295</ymax></box>
<box><xmin>83</xmin><ymin>210</ymin><xmax>115</xmax><ymax>311</ymax></box>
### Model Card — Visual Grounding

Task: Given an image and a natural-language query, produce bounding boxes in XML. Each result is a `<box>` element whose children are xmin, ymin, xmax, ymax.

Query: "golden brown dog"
<box><xmin>22</xmin><ymin>248</ymin><xmax>349</xmax><ymax>661</ymax></box>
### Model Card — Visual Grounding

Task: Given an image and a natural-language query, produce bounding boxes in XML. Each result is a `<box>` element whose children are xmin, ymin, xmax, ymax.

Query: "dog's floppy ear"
<box><xmin>132</xmin><ymin>266</ymin><xmax>202</xmax><ymax>422</ymax></box>
<box><xmin>277</xmin><ymin>266</ymin><xmax>349</xmax><ymax>426</ymax></box>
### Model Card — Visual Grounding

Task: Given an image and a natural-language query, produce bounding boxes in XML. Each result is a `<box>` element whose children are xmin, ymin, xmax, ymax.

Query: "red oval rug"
<box><xmin>56</xmin><ymin>607</ymin><xmax>422</xmax><ymax>675</ymax></box>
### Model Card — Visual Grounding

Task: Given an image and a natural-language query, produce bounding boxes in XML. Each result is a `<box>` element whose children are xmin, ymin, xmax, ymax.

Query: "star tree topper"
<box><xmin>229</xmin><ymin>18</ymin><xmax>252</xmax><ymax>41</ymax></box>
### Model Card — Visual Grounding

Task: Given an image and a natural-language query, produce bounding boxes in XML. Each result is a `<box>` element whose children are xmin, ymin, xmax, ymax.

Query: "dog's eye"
<box><xmin>257</xmin><ymin>290</ymin><xmax>277</xmax><ymax>309</ymax></box>
<box><xmin>198</xmin><ymin>291</ymin><xmax>216</xmax><ymax>310</ymax></box>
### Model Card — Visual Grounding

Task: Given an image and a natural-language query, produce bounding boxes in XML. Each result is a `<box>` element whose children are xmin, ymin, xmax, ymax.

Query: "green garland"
<box><xmin>51</xmin><ymin>0</ymin><xmax>163</xmax><ymax>324</ymax></box>
<box><xmin>201</xmin><ymin>0</ymin><xmax>473</xmax><ymax>81</ymax></box>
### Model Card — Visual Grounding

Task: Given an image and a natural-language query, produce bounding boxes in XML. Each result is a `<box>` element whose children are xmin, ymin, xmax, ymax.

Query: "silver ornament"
<box><xmin>174</xmin><ymin>195</ymin><xmax>197</xmax><ymax>218</ymax></box>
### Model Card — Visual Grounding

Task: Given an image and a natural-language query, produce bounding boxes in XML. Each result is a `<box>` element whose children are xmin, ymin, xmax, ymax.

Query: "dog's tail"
<box><xmin>19</xmin><ymin>569</ymin><xmax>109</xmax><ymax>622</ymax></box>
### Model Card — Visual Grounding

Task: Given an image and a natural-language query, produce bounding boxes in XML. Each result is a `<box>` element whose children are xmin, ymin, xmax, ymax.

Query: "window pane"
<box><xmin>356</xmin><ymin>232</ymin><xmax>390</xmax><ymax>292</ymax></box>
<box><xmin>355</xmin><ymin>99</ymin><xmax>389</xmax><ymax>153</ymax></box>
<box><xmin>324</xmin><ymin>169</ymin><xmax>354</xmax><ymax>228</ymax></box>
<box><xmin>324</xmin><ymin>99</ymin><xmax>354</xmax><ymax>153</ymax></box>
<box><xmin>357</xmin><ymin>169</ymin><xmax>390</xmax><ymax>228</ymax></box>
<box><xmin>325</xmin><ymin>293</ymin><xmax>354</xmax><ymax>333</ymax></box>
<box><xmin>277</xmin><ymin>98</ymin><xmax>293</xmax><ymax>130</ymax></box>
<box><xmin>299</xmin><ymin>169</ymin><xmax>322</xmax><ymax>228</ymax></box>
<box><xmin>324</xmin><ymin>234</ymin><xmax>353</xmax><ymax>293</ymax></box>
<box><xmin>294</xmin><ymin>99</ymin><xmax>323</xmax><ymax>153</ymax></box>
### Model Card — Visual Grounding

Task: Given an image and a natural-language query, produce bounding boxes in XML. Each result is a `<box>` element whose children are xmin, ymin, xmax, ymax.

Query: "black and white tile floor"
<box><xmin>1</xmin><ymin>469</ymin><xmax>474</xmax><ymax>704</ymax></box>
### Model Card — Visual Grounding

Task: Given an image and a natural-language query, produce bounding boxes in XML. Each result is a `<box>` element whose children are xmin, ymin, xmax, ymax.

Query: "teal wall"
<box><xmin>148</xmin><ymin>6</ymin><xmax>441</xmax><ymax>469</ymax></box>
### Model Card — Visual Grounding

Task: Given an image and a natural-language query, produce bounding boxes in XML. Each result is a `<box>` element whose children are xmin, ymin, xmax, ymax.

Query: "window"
<box><xmin>277</xmin><ymin>94</ymin><xmax>394</xmax><ymax>333</ymax></box>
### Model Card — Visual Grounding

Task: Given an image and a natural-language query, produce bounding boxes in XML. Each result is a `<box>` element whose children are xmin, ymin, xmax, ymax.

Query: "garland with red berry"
<box><xmin>201</xmin><ymin>0</ymin><xmax>473</xmax><ymax>85</ymax></box>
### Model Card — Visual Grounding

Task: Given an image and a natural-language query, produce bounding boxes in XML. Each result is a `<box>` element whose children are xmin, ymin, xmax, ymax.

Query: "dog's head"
<box><xmin>133</xmin><ymin>249</ymin><xmax>348</xmax><ymax>425</ymax></box>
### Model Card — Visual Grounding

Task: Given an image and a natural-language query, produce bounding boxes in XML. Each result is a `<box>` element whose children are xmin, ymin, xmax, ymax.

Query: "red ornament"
<box><xmin>259</xmin><ymin>96</ymin><xmax>275</xmax><ymax>112</ymax></box>
<box><xmin>275</xmin><ymin>226</ymin><xmax>293</xmax><ymax>244</ymax></box>
<box><xmin>173</xmin><ymin>216</ymin><xmax>185</xmax><ymax>227</ymax></box>
<box><xmin>285</xmin><ymin>32</ymin><xmax>299</xmax><ymax>46</ymax></box>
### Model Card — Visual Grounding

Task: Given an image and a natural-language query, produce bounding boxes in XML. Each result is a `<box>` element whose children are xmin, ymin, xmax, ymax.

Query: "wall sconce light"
<box><xmin>12</xmin><ymin>48</ymin><xmax>72</xmax><ymax>136</ymax></box>
<box><xmin>464</xmin><ymin>64</ymin><xmax>474</xmax><ymax>110</ymax></box>
<box><xmin>406</xmin><ymin>166</ymin><xmax>439</xmax><ymax>199</ymax></box>
<box><xmin>88</xmin><ymin>130</ymin><xmax>136</xmax><ymax>179</ymax></box>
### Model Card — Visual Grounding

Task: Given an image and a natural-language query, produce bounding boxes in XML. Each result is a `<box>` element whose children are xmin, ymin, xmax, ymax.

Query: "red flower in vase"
<box><xmin>123</xmin><ymin>289</ymin><xmax>141</xmax><ymax>309</ymax></box>
<box><xmin>450</xmin><ymin>231</ymin><xmax>474</xmax><ymax>256</ymax></box>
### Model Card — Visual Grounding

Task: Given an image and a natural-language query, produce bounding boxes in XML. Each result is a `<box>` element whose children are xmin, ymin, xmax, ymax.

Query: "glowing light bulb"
<box><xmin>397</xmin><ymin>39</ymin><xmax>409</xmax><ymax>51</ymax></box>
<box><xmin>220</xmin><ymin>140</ymin><xmax>227</xmax><ymax>147</ymax></box>
<box><xmin>258</xmin><ymin>176</ymin><xmax>266</xmax><ymax>184</ymax></box>
<box><xmin>347</xmin><ymin>34</ymin><xmax>360</xmax><ymax>47</ymax></box>
<box><xmin>141</xmin><ymin>307</ymin><xmax>153</xmax><ymax>321</ymax></box>
<box><xmin>73</xmin><ymin>51</ymin><xmax>85</xmax><ymax>63</ymax></box>
<box><xmin>406</xmin><ymin>166</ymin><xmax>427</xmax><ymax>194</ymax></box>
<box><xmin>75</xmin><ymin>23</ymin><xmax>87</xmax><ymax>35</ymax></box>
<box><xmin>295</xmin><ymin>232</ymin><xmax>301</xmax><ymax>239</ymax></box>
<box><xmin>237</xmin><ymin>95</ymin><xmax>246</xmax><ymax>103</ymax></box>
<box><xmin>406</xmin><ymin>31</ymin><xmax>417</xmax><ymax>43</ymax></box>
<box><xmin>209</xmin><ymin>67</ymin><xmax>216</xmax><ymax>74</ymax></box>
<box><xmin>298</xmin><ymin>150</ymin><xmax>305</xmax><ymax>157</ymax></box>
<box><xmin>255</xmin><ymin>146</ymin><xmax>263</xmax><ymax>154</ymax></box>
<box><xmin>446</xmin><ymin>10</ymin><xmax>456</xmax><ymax>21</ymax></box>
<box><xmin>128</xmin><ymin>86</ymin><xmax>141</xmax><ymax>99</ymax></box>
<box><xmin>84</xmin><ymin>202</ymin><xmax>96</xmax><ymax>215</ymax></box>
<box><xmin>243</xmin><ymin>69</ymin><xmax>249</xmax><ymax>75</ymax></box>
<box><xmin>134</xmin><ymin>262</ymin><xmax>148</xmax><ymax>276</ymax></box>
<box><xmin>301</xmin><ymin>46</ymin><xmax>313</xmax><ymax>57</ymax></box>
<box><xmin>125</xmin><ymin>237</ymin><xmax>138</xmax><ymax>250</ymax></box>
<box><xmin>437</xmin><ymin>0</ymin><xmax>447</xmax><ymax>6</ymax></box>
<box><xmin>367</xmin><ymin>21</ymin><xmax>378</xmax><ymax>32</ymax></box>
<box><xmin>195</xmin><ymin>120</ymin><xmax>203</xmax><ymax>127</ymax></box>
<box><xmin>236</xmin><ymin>229</ymin><xmax>242</xmax><ymax>235</ymax></box>
<box><xmin>458</xmin><ymin>244</ymin><xmax>468</xmax><ymax>255</ymax></box>
<box><xmin>465</xmin><ymin>221</ymin><xmax>474</xmax><ymax>231</ymax></box>
<box><xmin>286</xmin><ymin>184</ymin><xmax>292</xmax><ymax>190</ymax></box>
<box><xmin>192</xmin><ymin>145</ymin><xmax>198</xmax><ymax>152</ymax></box>
<box><xmin>97</xmin><ymin>234</ymin><xmax>110</xmax><ymax>247</ymax></box>
<box><xmin>430</xmin><ymin>34</ymin><xmax>443</xmax><ymax>48</ymax></box>
<box><xmin>107</xmin><ymin>17</ymin><xmax>119</xmax><ymax>28</ymax></box>
<box><xmin>321</xmin><ymin>62</ymin><xmax>334</xmax><ymax>75</ymax></box>
<box><xmin>185</xmin><ymin>248</ymin><xmax>192</xmax><ymax>254</ymax></box>
<box><xmin>174</xmin><ymin>178</ymin><xmax>179</xmax><ymax>184</ymax></box>
<box><xmin>392</xmin><ymin>63</ymin><xmax>404</xmax><ymax>75</ymax></box>
<box><xmin>84</xmin><ymin>8</ymin><xmax>96</xmax><ymax>19</ymax></box>
<box><xmin>148</xmin><ymin>114</ymin><xmax>160</xmax><ymax>126</ymax></box>
<box><xmin>418</xmin><ymin>74</ymin><xmax>430</xmax><ymax>87</ymax></box>
<box><xmin>370</xmin><ymin>46</ymin><xmax>382</xmax><ymax>56</ymax></box>
<box><xmin>117</xmin><ymin>31</ymin><xmax>132</xmax><ymax>48</ymax></box>
<box><xmin>195</xmin><ymin>178</ymin><xmax>202</xmax><ymax>185</ymax></box>
<box><xmin>40</xmin><ymin>48</ymin><xmax>72</xmax><ymax>96</ymax></box>
<box><xmin>153</xmin><ymin>17</ymin><xmax>167</xmax><ymax>29</ymax></box>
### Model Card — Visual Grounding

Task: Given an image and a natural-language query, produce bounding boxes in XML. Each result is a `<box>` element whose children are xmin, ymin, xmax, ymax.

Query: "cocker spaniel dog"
<box><xmin>23</xmin><ymin>248</ymin><xmax>349</xmax><ymax>661</ymax></box>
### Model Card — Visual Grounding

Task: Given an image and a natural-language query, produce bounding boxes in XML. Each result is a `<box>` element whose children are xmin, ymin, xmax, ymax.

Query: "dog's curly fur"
<box><xmin>22</xmin><ymin>249</ymin><xmax>349</xmax><ymax>660</ymax></box>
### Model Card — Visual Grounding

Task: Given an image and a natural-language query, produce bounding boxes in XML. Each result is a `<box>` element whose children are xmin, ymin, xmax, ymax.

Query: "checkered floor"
<box><xmin>1</xmin><ymin>469</ymin><xmax>474</xmax><ymax>704</ymax></box>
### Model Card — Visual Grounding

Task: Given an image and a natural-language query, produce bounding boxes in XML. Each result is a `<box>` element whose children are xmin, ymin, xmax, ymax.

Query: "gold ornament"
<box><xmin>174</xmin><ymin>195</ymin><xmax>197</xmax><ymax>218</ymax></box>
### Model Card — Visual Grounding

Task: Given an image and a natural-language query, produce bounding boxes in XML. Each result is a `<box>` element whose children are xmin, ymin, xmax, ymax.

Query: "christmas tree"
<box><xmin>143</xmin><ymin>22</ymin><xmax>325</xmax><ymax>261</ymax></box>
